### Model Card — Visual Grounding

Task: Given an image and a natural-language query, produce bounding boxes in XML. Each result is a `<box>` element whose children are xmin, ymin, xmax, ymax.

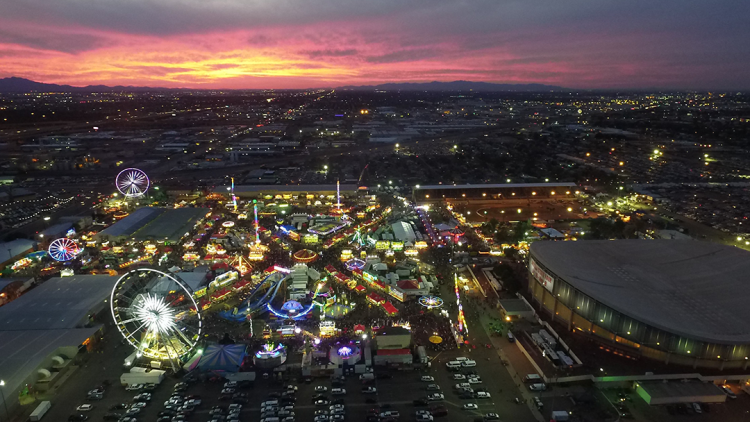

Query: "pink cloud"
<box><xmin>0</xmin><ymin>2</ymin><xmax>748</xmax><ymax>90</ymax></box>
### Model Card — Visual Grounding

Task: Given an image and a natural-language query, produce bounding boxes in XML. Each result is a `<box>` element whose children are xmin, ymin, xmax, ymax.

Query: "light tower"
<box><xmin>231</xmin><ymin>177</ymin><xmax>237</xmax><ymax>211</ymax></box>
<box><xmin>253</xmin><ymin>199</ymin><xmax>260</xmax><ymax>244</ymax></box>
<box><xmin>336</xmin><ymin>179</ymin><xmax>341</xmax><ymax>211</ymax></box>
<box><xmin>248</xmin><ymin>199</ymin><xmax>267</xmax><ymax>261</ymax></box>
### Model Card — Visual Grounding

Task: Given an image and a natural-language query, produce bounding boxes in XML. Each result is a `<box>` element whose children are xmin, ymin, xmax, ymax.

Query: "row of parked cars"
<box><xmin>445</xmin><ymin>357</ymin><xmax>477</xmax><ymax>369</ymax></box>
<box><xmin>157</xmin><ymin>381</ymin><xmax>204</xmax><ymax>422</ymax></box>
<box><xmin>310</xmin><ymin>384</ymin><xmax>347</xmax><ymax>422</ymax></box>
<box><xmin>257</xmin><ymin>383</ymin><xmax>298</xmax><ymax>422</ymax></box>
<box><xmin>70</xmin><ymin>384</ymin><xmax>144</xmax><ymax>422</ymax></box>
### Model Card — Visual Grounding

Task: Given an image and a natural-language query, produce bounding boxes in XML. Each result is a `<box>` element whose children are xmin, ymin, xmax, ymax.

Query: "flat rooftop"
<box><xmin>0</xmin><ymin>274</ymin><xmax>117</xmax><ymax>330</ymax></box>
<box><xmin>636</xmin><ymin>381</ymin><xmax>725</xmax><ymax>400</ymax></box>
<box><xmin>0</xmin><ymin>274</ymin><xmax>117</xmax><ymax>412</ymax></box>
<box><xmin>499</xmin><ymin>298</ymin><xmax>533</xmax><ymax>313</ymax></box>
<box><xmin>0</xmin><ymin>328</ymin><xmax>100</xmax><ymax>410</ymax></box>
<box><xmin>0</xmin><ymin>239</ymin><xmax>36</xmax><ymax>263</ymax></box>
<box><xmin>216</xmin><ymin>184</ymin><xmax>359</xmax><ymax>194</ymax></box>
<box><xmin>530</xmin><ymin>240</ymin><xmax>750</xmax><ymax>344</ymax></box>
<box><xmin>96</xmin><ymin>207</ymin><xmax>207</xmax><ymax>242</ymax></box>
<box><xmin>414</xmin><ymin>182</ymin><xmax>577</xmax><ymax>190</ymax></box>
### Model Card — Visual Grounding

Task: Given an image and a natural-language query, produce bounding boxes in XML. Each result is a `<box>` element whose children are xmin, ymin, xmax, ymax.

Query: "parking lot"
<box><xmin>602</xmin><ymin>385</ymin><xmax>750</xmax><ymax>422</ymax></box>
<box><xmin>42</xmin><ymin>361</ymin><xmax>536</xmax><ymax>422</ymax></box>
<box><xmin>35</xmin><ymin>315</ymin><xmax>537</xmax><ymax>422</ymax></box>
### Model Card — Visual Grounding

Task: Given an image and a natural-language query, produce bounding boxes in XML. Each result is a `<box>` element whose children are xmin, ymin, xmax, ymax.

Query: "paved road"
<box><xmin>436</xmin><ymin>268</ymin><xmax>538</xmax><ymax>422</ymax></box>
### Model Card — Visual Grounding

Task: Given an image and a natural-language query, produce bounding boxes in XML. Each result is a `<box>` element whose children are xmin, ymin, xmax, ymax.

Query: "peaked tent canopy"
<box><xmin>196</xmin><ymin>344</ymin><xmax>246</xmax><ymax>372</ymax></box>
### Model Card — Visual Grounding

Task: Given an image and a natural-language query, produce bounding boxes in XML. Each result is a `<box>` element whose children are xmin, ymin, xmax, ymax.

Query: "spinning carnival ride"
<box><xmin>116</xmin><ymin>168</ymin><xmax>150</xmax><ymax>198</ymax></box>
<box><xmin>110</xmin><ymin>268</ymin><xmax>202</xmax><ymax>369</ymax></box>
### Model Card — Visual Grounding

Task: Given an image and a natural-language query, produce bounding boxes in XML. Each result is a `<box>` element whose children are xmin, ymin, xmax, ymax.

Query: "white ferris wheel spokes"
<box><xmin>48</xmin><ymin>238</ymin><xmax>80</xmax><ymax>261</ymax></box>
<box><xmin>116</xmin><ymin>168</ymin><xmax>150</xmax><ymax>198</ymax></box>
<box><xmin>110</xmin><ymin>268</ymin><xmax>201</xmax><ymax>363</ymax></box>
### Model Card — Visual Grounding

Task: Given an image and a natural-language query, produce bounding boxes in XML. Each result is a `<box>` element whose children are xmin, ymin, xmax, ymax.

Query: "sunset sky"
<box><xmin>1</xmin><ymin>0</ymin><xmax>748</xmax><ymax>89</ymax></box>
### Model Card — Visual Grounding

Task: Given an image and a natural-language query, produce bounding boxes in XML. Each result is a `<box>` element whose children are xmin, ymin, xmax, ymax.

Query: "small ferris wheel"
<box><xmin>116</xmin><ymin>168</ymin><xmax>150</xmax><ymax>198</ymax></box>
<box><xmin>48</xmin><ymin>238</ymin><xmax>80</xmax><ymax>261</ymax></box>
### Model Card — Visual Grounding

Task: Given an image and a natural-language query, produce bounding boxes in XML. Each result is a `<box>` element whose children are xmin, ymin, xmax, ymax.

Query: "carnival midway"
<box><xmin>7</xmin><ymin>170</ymin><xmax>481</xmax><ymax>382</ymax></box>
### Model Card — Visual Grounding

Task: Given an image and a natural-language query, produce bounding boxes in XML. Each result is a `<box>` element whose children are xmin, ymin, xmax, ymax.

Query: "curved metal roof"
<box><xmin>530</xmin><ymin>240</ymin><xmax>750</xmax><ymax>344</ymax></box>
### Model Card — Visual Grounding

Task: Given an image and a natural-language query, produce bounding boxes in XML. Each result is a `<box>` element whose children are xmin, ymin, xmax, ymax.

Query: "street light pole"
<box><xmin>0</xmin><ymin>379</ymin><xmax>9</xmax><ymax>422</ymax></box>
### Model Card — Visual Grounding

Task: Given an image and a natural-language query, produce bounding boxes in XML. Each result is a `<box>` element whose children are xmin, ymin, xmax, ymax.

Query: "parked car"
<box><xmin>421</xmin><ymin>376</ymin><xmax>434</xmax><ymax>382</ymax></box>
<box><xmin>528</xmin><ymin>383</ymin><xmax>546</xmax><ymax>391</ymax></box>
<box><xmin>431</xmin><ymin>405</ymin><xmax>448</xmax><ymax>417</ymax></box>
<box><xmin>124</xmin><ymin>407</ymin><xmax>141</xmax><ymax>416</ymax></box>
<box><xmin>722</xmin><ymin>386</ymin><xmax>737</xmax><ymax>399</ymax></box>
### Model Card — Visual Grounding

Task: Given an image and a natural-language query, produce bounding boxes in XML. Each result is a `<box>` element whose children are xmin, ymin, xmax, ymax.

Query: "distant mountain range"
<box><xmin>0</xmin><ymin>77</ymin><xmax>565</xmax><ymax>93</ymax></box>
<box><xmin>338</xmin><ymin>80</ymin><xmax>565</xmax><ymax>91</ymax></box>
<box><xmin>0</xmin><ymin>77</ymin><xmax>173</xmax><ymax>93</ymax></box>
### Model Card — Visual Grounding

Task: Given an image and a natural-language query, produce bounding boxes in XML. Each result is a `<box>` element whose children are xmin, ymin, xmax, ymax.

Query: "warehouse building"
<box><xmin>214</xmin><ymin>184</ymin><xmax>360</xmax><ymax>200</ymax></box>
<box><xmin>0</xmin><ymin>275</ymin><xmax>118</xmax><ymax>414</ymax></box>
<box><xmin>95</xmin><ymin>207</ymin><xmax>208</xmax><ymax>243</ymax></box>
<box><xmin>634</xmin><ymin>381</ymin><xmax>726</xmax><ymax>405</ymax></box>
<box><xmin>413</xmin><ymin>182</ymin><xmax>578</xmax><ymax>204</ymax></box>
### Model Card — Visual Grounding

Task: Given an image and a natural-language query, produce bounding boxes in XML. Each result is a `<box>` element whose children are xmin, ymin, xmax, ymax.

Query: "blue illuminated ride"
<box><xmin>218</xmin><ymin>271</ymin><xmax>287</xmax><ymax>321</ymax></box>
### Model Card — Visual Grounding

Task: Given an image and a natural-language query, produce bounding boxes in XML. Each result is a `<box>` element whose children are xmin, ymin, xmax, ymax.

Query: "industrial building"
<box><xmin>0</xmin><ymin>275</ymin><xmax>118</xmax><ymax>414</ymax></box>
<box><xmin>528</xmin><ymin>240</ymin><xmax>750</xmax><ymax>370</ymax></box>
<box><xmin>0</xmin><ymin>239</ymin><xmax>36</xmax><ymax>270</ymax></box>
<box><xmin>634</xmin><ymin>381</ymin><xmax>727</xmax><ymax>405</ymax></box>
<box><xmin>214</xmin><ymin>184</ymin><xmax>360</xmax><ymax>200</ymax></box>
<box><xmin>413</xmin><ymin>182</ymin><xmax>578</xmax><ymax>204</ymax></box>
<box><xmin>95</xmin><ymin>207</ymin><xmax>208</xmax><ymax>243</ymax></box>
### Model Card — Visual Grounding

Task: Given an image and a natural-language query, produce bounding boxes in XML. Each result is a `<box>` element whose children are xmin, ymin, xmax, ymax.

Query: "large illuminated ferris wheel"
<box><xmin>110</xmin><ymin>268</ymin><xmax>202</xmax><ymax>369</ymax></box>
<box><xmin>116</xmin><ymin>168</ymin><xmax>150</xmax><ymax>198</ymax></box>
